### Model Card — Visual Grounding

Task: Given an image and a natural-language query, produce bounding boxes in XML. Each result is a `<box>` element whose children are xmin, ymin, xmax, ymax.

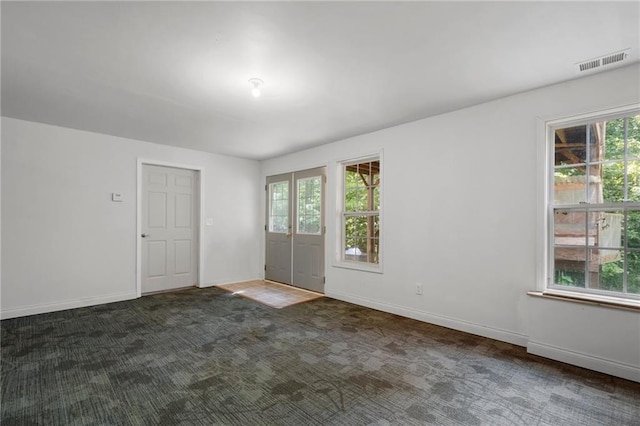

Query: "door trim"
<box><xmin>136</xmin><ymin>159</ymin><xmax>204</xmax><ymax>297</ymax></box>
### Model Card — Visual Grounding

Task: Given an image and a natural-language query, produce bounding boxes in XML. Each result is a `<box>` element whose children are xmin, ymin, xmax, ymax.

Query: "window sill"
<box><xmin>333</xmin><ymin>261</ymin><xmax>383</xmax><ymax>274</ymax></box>
<box><xmin>527</xmin><ymin>290</ymin><xmax>640</xmax><ymax>312</ymax></box>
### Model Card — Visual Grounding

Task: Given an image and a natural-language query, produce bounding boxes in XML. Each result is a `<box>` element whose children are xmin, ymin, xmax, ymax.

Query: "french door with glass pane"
<box><xmin>265</xmin><ymin>167</ymin><xmax>325</xmax><ymax>293</ymax></box>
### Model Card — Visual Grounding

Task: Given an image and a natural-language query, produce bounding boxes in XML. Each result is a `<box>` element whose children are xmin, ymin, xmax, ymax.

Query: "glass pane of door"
<box><xmin>269</xmin><ymin>181</ymin><xmax>289</xmax><ymax>233</ymax></box>
<box><xmin>297</xmin><ymin>176</ymin><xmax>321</xmax><ymax>234</ymax></box>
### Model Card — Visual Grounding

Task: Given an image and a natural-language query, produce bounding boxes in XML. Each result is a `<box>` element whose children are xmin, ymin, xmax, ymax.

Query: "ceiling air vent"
<box><xmin>575</xmin><ymin>49</ymin><xmax>631</xmax><ymax>73</ymax></box>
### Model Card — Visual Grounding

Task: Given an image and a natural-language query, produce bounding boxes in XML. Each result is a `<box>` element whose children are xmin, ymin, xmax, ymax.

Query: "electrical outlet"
<box><xmin>416</xmin><ymin>283</ymin><xmax>423</xmax><ymax>295</ymax></box>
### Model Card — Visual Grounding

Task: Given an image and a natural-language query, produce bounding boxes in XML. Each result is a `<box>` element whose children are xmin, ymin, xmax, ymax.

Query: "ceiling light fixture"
<box><xmin>248</xmin><ymin>78</ymin><xmax>264</xmax><ymax>98</ymax></box>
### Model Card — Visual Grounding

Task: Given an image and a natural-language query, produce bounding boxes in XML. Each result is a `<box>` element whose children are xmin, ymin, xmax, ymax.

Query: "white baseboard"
<box><xmin>326</xmin><ymin>290</ymin><xmax>528</xmax><ymax>347</ymax></box>
<box><xmin>1</xmin><ymin>275</ymin><xmax>262</xmax><ymax>319</ymax></box>
<box><xmin>527</xmin><ymin>341</ymin><xmax>640</xmax><ymax>383</ymax></box>
<box><xmin>0</xmin><ymin>291</ymin><xmax>138</xmax><ymax>320</ymax></box>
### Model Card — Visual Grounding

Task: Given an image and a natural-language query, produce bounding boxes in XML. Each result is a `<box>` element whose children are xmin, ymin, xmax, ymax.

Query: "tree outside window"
<box><xmin>551</xmin><ymin>113</ymin><xmax>640</xmax><ymax>297</ymax></box>
<box><xmin>342</xmin><ymin>159</ymin><xmax>380</xmax><ymax>265</ymax></box>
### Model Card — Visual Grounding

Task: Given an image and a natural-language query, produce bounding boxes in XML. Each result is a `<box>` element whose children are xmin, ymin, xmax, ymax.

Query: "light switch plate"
<box><xmin>112</xmin><ymin>192</ymin><xmax>123</xmax><ymax>202</ymax></box>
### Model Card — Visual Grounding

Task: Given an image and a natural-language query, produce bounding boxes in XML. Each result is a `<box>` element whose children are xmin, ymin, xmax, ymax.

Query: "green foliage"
<box><xmin>554</xmin><ymin>270</ymin><xmax>583</xmax><ymax>287</ymax></box>
<box><xmin>270</xmin><ymin>182</ymin><xmax>289</xmax><ymax>232</ymax></box>
<box><xmin>344</xmin><ymin>168</ymin><xmax>379</xmax><ymax>260</ymax></box>
<box><xmin>602</xmin><ymin>117</ymin><xmax>640</xmax><ymax>203</ymax></box>
<box><xmin>554</xmin><ymin>115</ymin><xmax>640</xmax><ymax>294</ymax></box>
<box><xmin>599</xmin><ymin>116</ymin><xmax>640</xmax><ymax>294</ymax></box>
<box><xmin>297</xmin><ymin>178</ymin><xmax>321</xmax><ymax>234</ymax></box>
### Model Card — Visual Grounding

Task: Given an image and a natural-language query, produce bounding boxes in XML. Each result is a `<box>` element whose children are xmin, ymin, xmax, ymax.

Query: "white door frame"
<box><xmin>136</xmin><ymin>159</ymin><xmax>204</xmax><ymax>297</ymax></box>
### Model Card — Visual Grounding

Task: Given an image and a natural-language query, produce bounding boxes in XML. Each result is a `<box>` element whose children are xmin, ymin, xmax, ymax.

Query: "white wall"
<box><xmin>261</xmin><ymin>64</ymin><xmax>640</xmax><ymax>382</ymax></box>
<box><xmin>528</xmin><ymin>297</ymin><xmax>639</xmax><ymax>382</ymax></box>
<box><xmin>0</xmin><ymin>119</ymin><xmax>2</xmax><ymax>312</ymax></box>
<box><xmin>1</xmin><ymin>118</ymin><xmax>262</xmax><ymax>318</ymax></box>
<box><xmin>2</xmin><ymin>65</ymin><xmax>637</xmax><ymax>382</ymax></box>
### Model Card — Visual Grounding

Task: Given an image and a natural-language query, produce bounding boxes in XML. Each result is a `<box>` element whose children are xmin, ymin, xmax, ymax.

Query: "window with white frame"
<box><xmin>547</xmin><ymin>109</ymin><xmax>640</xmax><ymax>300</ymax></box>
<box><xmin>340</xmin><ymin>157</ymin><xmax>381</xmax><ymax>268</ymax></box>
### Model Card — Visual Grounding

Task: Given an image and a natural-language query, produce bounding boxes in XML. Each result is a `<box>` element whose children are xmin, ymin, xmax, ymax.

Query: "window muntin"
<box><xmin>549</xmin><ymin>112</ymin><xmax>640</xmax><ymax>298</ymax></box>
<box><xmin>341</xmin><ymin>159</ymin><xmax>381</xmax><ymax>266</ymax></box>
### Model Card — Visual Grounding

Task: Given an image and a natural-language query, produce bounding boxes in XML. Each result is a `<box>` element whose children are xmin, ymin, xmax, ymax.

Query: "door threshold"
<box><xmin>264</xmin><ymin>280</ymin><xmax>324</xmax><ymax>296</ymax></box>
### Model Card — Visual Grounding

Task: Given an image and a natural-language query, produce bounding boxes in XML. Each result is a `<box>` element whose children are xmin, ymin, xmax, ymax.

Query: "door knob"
<box><xmin>141</xmin><ymin>233</ymin><xmax>150</xmax><ymax>238</ymax></box>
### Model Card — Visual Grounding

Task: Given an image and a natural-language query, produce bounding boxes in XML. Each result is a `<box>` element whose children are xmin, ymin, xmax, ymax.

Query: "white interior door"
<box><xmin>265</xmin><ymin>167</ymin><xmax>325</xmax><ymax>293</ymax></box>
<box><xmin>141</xmin><ymin>164</ymin><xmax>198</xmax><ymax>294</ymax></box>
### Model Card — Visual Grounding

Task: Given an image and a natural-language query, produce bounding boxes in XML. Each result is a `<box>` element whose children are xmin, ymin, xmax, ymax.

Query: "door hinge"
<box><xmin>265</xmin><ymin>225</ymin><xmax>267</xmax><ymax>231</ymax></box>
<box><xmin>265</xmin><ymin>184</ymin><xmax>268</xmax><ymax>191</ymax></box>
<box><xmin>323</xmin><ymin>276</ymin><xmax>326</xmax><ymax>284</ymax></box>
<box><xmin>264</xmin><ymin>264</ymin><xmax>267</xmax><ymax>271</ymax></box>
<box><xmin>323</xmin><ymin>226</ymin><xmax>326</xmax><ymax>234</ymax></box>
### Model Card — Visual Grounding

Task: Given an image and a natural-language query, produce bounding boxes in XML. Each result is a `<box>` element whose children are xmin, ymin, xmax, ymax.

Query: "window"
<box><xmin>340</xmin><ymin>157</ymin><xmax>381</xmax><ymax>269</ymax></box>
<box><xmin>269</xmin><ymin>181</ymin><xmax>289</xmax><ymax>233</ymax></box>
<box><xmin>547</xmin><ymin>109</ymin><xmax>640</xmax><ymax>301</ymax></box>
<box><xmin>297</xmin><ymin>176</ymin><xmax>322</xmax><ymax>234</ymax></box>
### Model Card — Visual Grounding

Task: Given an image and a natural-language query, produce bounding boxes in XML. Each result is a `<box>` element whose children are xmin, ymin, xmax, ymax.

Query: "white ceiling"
<box><xmin>2</xmin><ymin>1</ymin><xmax>639</xmax><ymax>160</ymax></box>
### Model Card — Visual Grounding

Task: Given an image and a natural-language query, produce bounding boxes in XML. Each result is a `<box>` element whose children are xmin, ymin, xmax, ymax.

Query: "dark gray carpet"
<box><xmin>1</xmin><ymin>287</ymin><xmax>639</xmax><ymax>425</ymax></box>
